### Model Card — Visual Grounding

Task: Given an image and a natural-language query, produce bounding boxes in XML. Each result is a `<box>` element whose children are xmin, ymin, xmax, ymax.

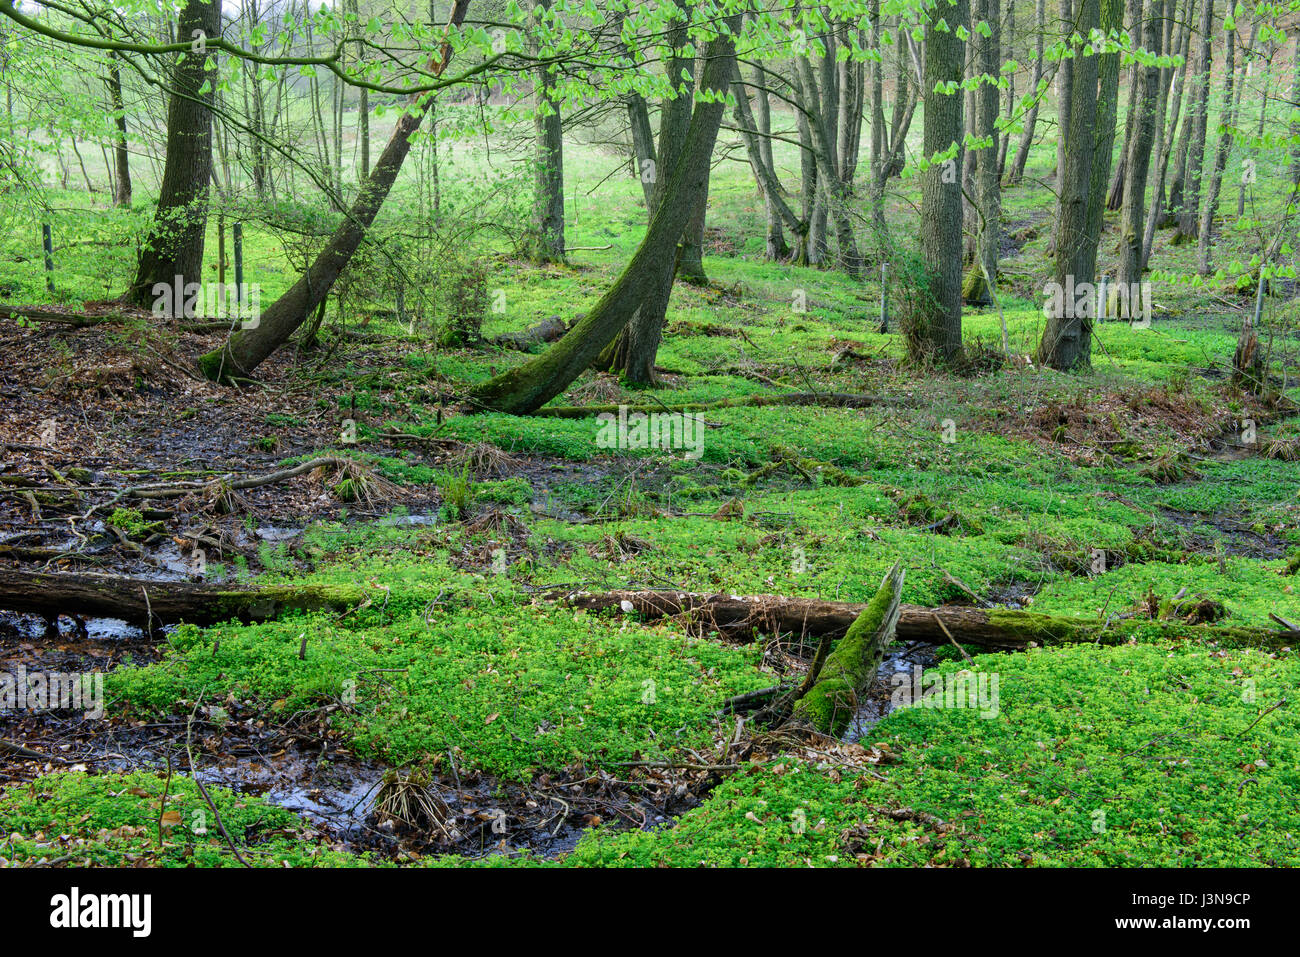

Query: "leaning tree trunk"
<box><xmin>911</xmin><ymin>0</ymin><xmax>968</xmax><ymax>364</ymax></box>
<box><xmin>788</xmin><ymin>563</ymin><xmax>904</xmax><ymax>736</ymax></box>
<box><xmin>732</xmin><ymin>62</ymin><xmax>800</xmax><ymax>258</ymax></box>
<box><xmin>597</xmin><ymin>23</ymin><xmax>698</xmax><ymax>385</ymax></box>
<box><xmin>1117</xmin><ymin>0</ymin><xmax>1163</xmax><ymax>290</ymax></box>
<box><xmin>125</xmin><ymin>0</ymin><xmax>219</xmax><ymax>309</ymax></box>
<box><xmin>198</xmin><ymin>0</ymin><xmax>472</xmax><ymax>381</ymax></box>
<box><xmin>468</xmin><ymin>18</ymin><xmax>742</xmax><ymax>414</ymax></box>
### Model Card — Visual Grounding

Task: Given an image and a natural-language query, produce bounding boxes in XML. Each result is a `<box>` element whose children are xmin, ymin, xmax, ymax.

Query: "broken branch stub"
<box><xmin>788</xmin><ymin>562</ymin><xmax>905</xmax><ymax>736</ymax></box>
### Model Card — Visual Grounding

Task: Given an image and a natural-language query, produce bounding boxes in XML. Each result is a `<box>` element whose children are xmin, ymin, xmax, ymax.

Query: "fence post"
<box><xmin>42</xmin><ymin>224</ymin><xmax>54</xmax><ymax>293</ymax></box>
<box><xmin>233</xmin><ymin>222</ymin><xmax>244</xmax><ymax>308</ymax></box>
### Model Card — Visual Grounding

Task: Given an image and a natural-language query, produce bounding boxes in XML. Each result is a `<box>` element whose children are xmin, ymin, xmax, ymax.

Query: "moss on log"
<box><xmin>790</xmin><ymin>563</ymin><xmax>905</xmax><ymax>735</ymax></box>
<box><xmin>0</xmin><ymin>570</ymin><xmax>363</xmax><ymax>627</ymax></box>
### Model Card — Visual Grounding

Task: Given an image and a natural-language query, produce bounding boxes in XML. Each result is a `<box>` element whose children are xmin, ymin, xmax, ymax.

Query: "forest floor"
<box><xmin>4</xmin><ymin>258</ymin><xmax>1300</xmax><ymax>867</ymax></box>
<box><xmin>5</xmin><ymin>110</ymin><xmax>1300</xmax><ymax>864</ymax></box>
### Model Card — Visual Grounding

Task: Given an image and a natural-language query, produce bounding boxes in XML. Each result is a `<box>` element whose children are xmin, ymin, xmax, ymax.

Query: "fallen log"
<box><xmin>532</xmin><ymin>392</ymin><xmax>914</xmax><ymax>419</ymax></box>
<box><xmin>556</xmin><ymin>588</ymin><xmax>1300</xmax><ymax>653</ymax></box>
<box><xmin>787</xmin><ymin>563</ymin><xmax>904</xmax><ymax>735</ymax></box>
<box><xmin>0</xmin><ymin>303</ymin><xmax>231</xmax><ymax>332</ymax></box>
<box><xmin>487</xmin><ymin>316</ymin><xmax>567</xmax><ymax>352</ymax></box>
<box><xmin>0</xmin><ymin>569</ymin><xmax>362</xmax><ymax>627</ymax></box>
<box><xmin>5</xmin><ymin>570</ymin><xmax>1295</xmax><ymax>655</ymax></box>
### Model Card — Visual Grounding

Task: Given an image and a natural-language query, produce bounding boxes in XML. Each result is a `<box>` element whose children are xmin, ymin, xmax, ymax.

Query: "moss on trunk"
<box><xmin>791</xmin><ymin>563</ymin><xmax>904</xmax><ymax>735</ymax></box>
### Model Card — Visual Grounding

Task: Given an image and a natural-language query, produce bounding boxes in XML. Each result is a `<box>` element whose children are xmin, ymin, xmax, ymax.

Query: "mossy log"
<box><xmin>789</xmin><ymin>563</ymin><xmax>904</xmax><ymax>735</ymax></box>
<box><xmin>0</xmin><ymin>570</ymin><xmax>362</xmax><ymax>627</ymax></box>
<box><xmin>487</xmin><ymin>316</ymin><xmax>568</xmax><ymax>352</ymax></box>
<box><xmin>961</xmin><ymin>264</ymin><xmax>992</xmax><ymax>305</ymax></box>
<box><xmin>558</xmin><ymin>588</ymin><xmax>1300</xmax><ymax>652</ymax></box>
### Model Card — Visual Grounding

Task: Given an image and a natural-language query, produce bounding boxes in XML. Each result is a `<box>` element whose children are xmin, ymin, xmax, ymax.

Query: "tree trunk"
<box><xmin>1118</xmin><ymin>0</ymin><xmax>1164</xmax><ymax>289</ymax></box>
<box><xmin>795</xmin><ymin>52</ymin><xmax>862</xmax><ymax>277</ymax></box>
<box><xmin>599</xmin><ymin>23</ymin><xmax>699</xmax><ymax>385</ymax></box>
<box><xmin>911</xmin><ymin>0</ymin><xmax>968</xmax><ymax>364</ymax></box>
<box><xmin>106</xmin><ymin>53</ymin><xmax>132</xmax><ymax>208</ymax></box>
<box><xmin>557</xmin><ymin>588</ymin><xmax>1300</xmax><ymax>653</ymax></box>
<box><xmin>198</xmin><ymin>0</ymin><xmax>472</xmax><ymax>381</ymax></box>
<box><xmin>1051</xmin><ymin>0</ymin><xmax>1074</xmax><ymax>254</ymax></box>
<box><xmin>789</xmin><ymin>564</ymin><xmax>904</xmax><ymax>736</ymax></box>
<box><xmin>1106</xmin><ymin>0</ymin><xmax>1145</xmax><ymax>210</ymax></box>
<box><xmin>1173</xmin><ymin>0</ymin><xmax>1215</xmax><ymax>243</ymax></box>
<box><xmin>732</xmin><ymin>63</ymin><xmax>797</xmax><ymax>259</ymax></box>
<box><xmin>467</xmin><ymin>18</ymin><xmax>742</xmax><ymax>414</ymax></box>
<box><xmin>973</xmin><ymin>0</ymin><xmax>1002</xmax><ymax>304</ymax></box>
<box><xmin>1007</xmin><ymin>0</ymin><xmax>1047</xmax><ymax>185</ymax></box>
<box><xmin>126</xmin><ymin>0</ymin><xmax>220</xmax><ymax>309</ymax></box>
<box><xmin>1196</xmin><ymin>21</ymin><xmax>1236</xmax><ymax>274</ymax></box>
<box><xmin>868</xmin><ymin>0</ymin><xmax>887</xmax><ymax>231</ymax></box>
<box><xmin>1291</xmin><ymin>28</ymin><xmax>1300</xmax><ymax>186</ymax></box>
<box><xmin>530</xmin><ymin>0</ymin><xmax>565</xmax><ymax>263</ymax></box>
<box><xmin>1039</xmin><ymin>0</ymin><xmax>1113</xmax><ymax>369</ymax></box>
<box><xmin>1141</xmin><ymin>0</ymin><xmax>1190</xmax><ymax>270</ymax></box>
<box><xmin>0</xmin><ymin>569</ymin><xmax>361</xmax><ymax>627</ymax></box>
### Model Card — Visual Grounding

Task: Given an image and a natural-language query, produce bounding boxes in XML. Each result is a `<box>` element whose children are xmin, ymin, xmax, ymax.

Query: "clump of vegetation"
<box><xmin>437</xmin><ymin>466</ymin><xmax>473</xmax><ymax>520</ymax></box>
<box><xmin>437</xmin><ymin>258</ymin><xmax>490</xmax><ymax>347</ymax></box>
<box><xmin>107</xmin><ymin>507</ymin><xmax>162</xmax><ymax>539</ymax></box>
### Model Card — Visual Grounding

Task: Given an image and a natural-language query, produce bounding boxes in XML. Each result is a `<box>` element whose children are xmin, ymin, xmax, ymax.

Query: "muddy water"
<box><xmin>843</xmin><ymin>642</ymin><xmax>938</xmax><ymax>744</ymax></box>
<box><xmin>1</xmin><ymin>610</ymin><xmax>677</xmax><ymax>861</ymax></box>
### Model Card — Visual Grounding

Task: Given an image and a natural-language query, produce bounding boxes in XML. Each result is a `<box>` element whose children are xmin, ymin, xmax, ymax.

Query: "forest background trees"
<box><xmin>2</xmin><ymin>0</ymin><xmax>1298</xmax><ymax>403</ymax></box>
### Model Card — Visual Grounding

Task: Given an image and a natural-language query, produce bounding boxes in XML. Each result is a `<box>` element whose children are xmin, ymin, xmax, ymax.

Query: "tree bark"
<box><xmin>1173</xmin><ymin>0</ymin><xmax>1215</xmax><ymax>243</ymax></box>
<box><xmin>198</xmin><ymin>0</ymin><xmax>472</xmax><ymax>381</ymax></box>
<box><xmin>1140</xmin><ymin>0</ymin><xmax>1189</xmax><ymax>270</ymax></box>
<box><xmin>1007</xmin><ymin>0</ymin><xmax>1047</xmax><ymax>185</ymax></box>
<box><xmin>106</xmin><ymin>52</ymin><xmax>132</xmax><ymax>208</ymax></box>
<box><xmin>468</xmin><ymin>17</ymin><xmax>742</xmax><ymax>414</ymax></box>
<box><xmin>557</xmin><ymin>588</ymin><xmax>1300</xmax><ymax>652</ymax></box>
<box><xmin>795</xmin><ymin>51</ymin><xmax>862</xmax><ymax>277</ymax></box>
<box><xmin>530</xmin><ymin>0</ymin><xmax>565</xmax><ymax>263</ymax></box>
<box><xmin>0</xmin><ymin>569</ymin><xmax>361</xmax><ymax>627</ymax></box>
<box><xmin>1038</xmin><ymin>0</ymin><xmax>1122</xmax><ymax>369</ymax></box>
<box><xmin>973</xmin><ymin>0</ymin><xmax>1002</xmax><ymax>303</ymax></box>
<box><xmin>1196</xmin><ymin>19</ymin><xmax>1236</xmax><ymax>274</ymax></box>
<box><xmin>126</xmin><ymin>0</ymin><xmax>220</xmax><ymax>309</ymax></box>
<box><xmin>911</xmin><ymin>0</ymin><xmax>968</xmax><ymax>364</ymax></box>
<box><xmin>788</xmin><ymin>563</ymin><xmax>904</xmax><ymax>735</ymax></box>
<box><xmin>1118</xmin><ymin>0</ymin><xmax>1164</xmax><ymax>289</ymax></box>
<box><xmin>731</xmin><ymin>62</ymin><xmax>799</xmax><ymax>258</ymax></box>
<box><xmin>1106</xmin><ymin>0</ymin><xmax>1145</xmax><ymax>210</ymax></box>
